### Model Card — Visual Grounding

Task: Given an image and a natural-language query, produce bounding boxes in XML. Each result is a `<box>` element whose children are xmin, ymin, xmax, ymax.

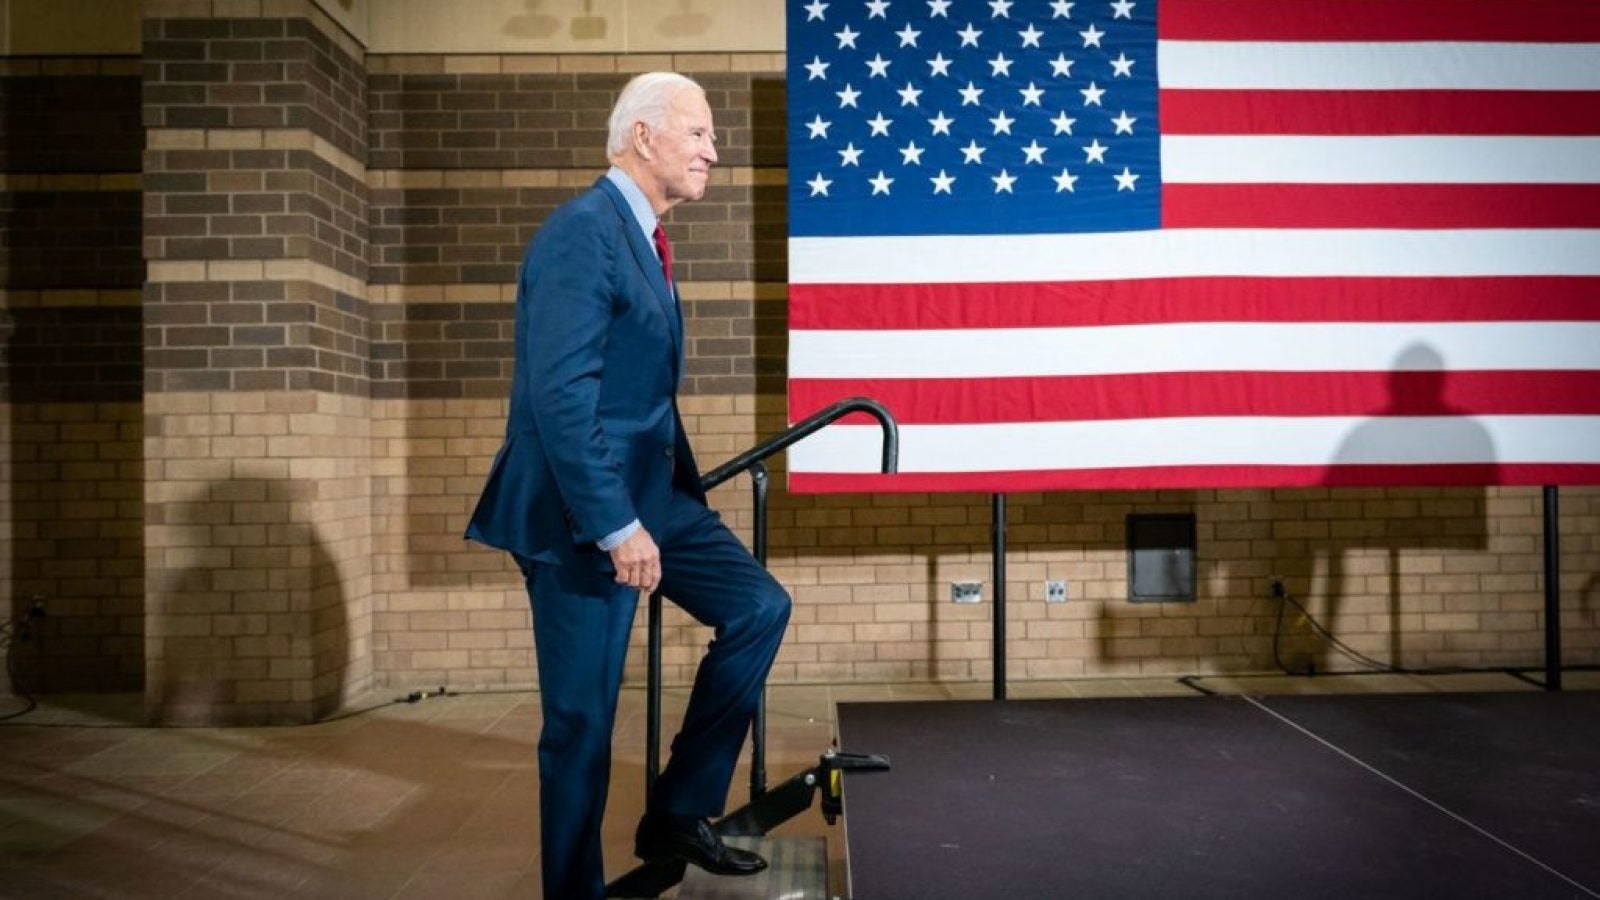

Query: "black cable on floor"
<box><xmin>1271</xmin><ymin>580</ymin><xmax>1515</xmax><ymax>679</ymax></box>
<box><xmin>0</xmin><ymin>616</ymin><xmax>40</xmax><ymax>723</ymax></box>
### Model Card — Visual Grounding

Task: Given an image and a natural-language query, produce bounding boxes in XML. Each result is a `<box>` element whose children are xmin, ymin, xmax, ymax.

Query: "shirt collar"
<box><xmin>605</xmin><ymin>166</ymin><xmax>660</xmax><ymax>256</ymax></box>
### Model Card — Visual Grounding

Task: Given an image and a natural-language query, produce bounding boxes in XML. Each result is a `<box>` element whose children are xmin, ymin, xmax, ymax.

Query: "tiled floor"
<box><xmin>0</xmin><ymin>670</ymin><xmax>1592</xmax><ymax>898</ymax></box>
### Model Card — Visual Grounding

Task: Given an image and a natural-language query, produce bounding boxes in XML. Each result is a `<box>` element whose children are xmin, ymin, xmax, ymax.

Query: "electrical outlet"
<box><xmin>951</xmin><ymin>581</ymin><xmax>982</xmax><ymax>604</ymax></box>
<box><xmin>1045</xmin><ymin>580</ymin><xmax>1068</xmax><ymax>603</ymax></box>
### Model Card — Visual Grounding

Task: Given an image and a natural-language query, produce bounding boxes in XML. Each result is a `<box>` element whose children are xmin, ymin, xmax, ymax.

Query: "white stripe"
<box><xmin>788</xmin><ymin>230</ymin><xmax>1600</xmax><ymax>283</ymax></box>
<box><xmin>1159</xmin><ymin>41</ymin><xmax>1600</xmax><ymax>91</ymax></box>
<box><xmin>787</xmin><ymin>323</ymin><xmax>1600</xmax><ymax>379</ymax></box>
<box><xmin>1163</xmin><ymin>136</ymin><xmax>1600</xmax><ymax>185</ymax></box>
<box><xmin>787</xmin><ymin>416</ymin><xmax>1600</xmax><ymax>473</ymax></box>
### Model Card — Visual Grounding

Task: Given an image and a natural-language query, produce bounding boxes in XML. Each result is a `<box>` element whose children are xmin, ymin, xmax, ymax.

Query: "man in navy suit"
<box><xmin>465</xmin><ymin>72</ymin><xmax>791</xmax><ymax>899</ymax></box>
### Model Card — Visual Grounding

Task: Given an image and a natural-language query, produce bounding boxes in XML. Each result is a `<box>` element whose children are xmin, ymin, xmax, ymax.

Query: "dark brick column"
<box><xmin>141</xmin><ymin>2</ymin><xmax>372</xmax><ymax>725</ymax></box>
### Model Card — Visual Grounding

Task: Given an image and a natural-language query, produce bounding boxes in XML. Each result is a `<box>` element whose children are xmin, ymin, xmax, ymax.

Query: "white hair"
<box><xmin>607</xmin><ymin>72</ymin><xmax>704</xmax><ymax>157</ymax></box>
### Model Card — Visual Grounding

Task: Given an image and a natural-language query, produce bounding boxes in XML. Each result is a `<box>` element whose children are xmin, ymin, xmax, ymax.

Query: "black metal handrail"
<box><xmin>700</xmin><ymin>397</ymin><xmax>899</xmax><ymax>492</ymax></box>
<box><xmin>644</xmin><ymin>396</ymin><xmax>899</xmax><ymax>806</ymax></box>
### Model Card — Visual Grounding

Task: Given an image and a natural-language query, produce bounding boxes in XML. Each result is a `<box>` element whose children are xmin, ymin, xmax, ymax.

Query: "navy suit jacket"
<box><xmin>466</xmin><ymin>176</ymin><xmax>706</xmax><ymax>571</ymax></box>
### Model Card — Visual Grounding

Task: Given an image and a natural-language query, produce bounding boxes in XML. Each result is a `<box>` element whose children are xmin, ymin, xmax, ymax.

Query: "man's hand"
<box><xmin>609</xmin><ymin>528</ymin><xmax>661</xmax><ymax>593</ymax></box>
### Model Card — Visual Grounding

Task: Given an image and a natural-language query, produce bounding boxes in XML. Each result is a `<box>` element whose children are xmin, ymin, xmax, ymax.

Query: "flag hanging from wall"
<box><xmin>784</xmin><ymin>0</ymin><xmax>1600</xmax><ymax>493</ymax></box>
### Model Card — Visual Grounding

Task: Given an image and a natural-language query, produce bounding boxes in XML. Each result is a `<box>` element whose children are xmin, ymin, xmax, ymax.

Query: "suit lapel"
<box><xmin>595</xmin><ymin>179</ymin><xmax>682</xmax><ymax>363</ymax></box>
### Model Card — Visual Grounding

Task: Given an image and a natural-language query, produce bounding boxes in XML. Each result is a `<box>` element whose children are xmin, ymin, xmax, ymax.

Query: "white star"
<box><xmin>1019</xmin><ymin>24</ymin><xmax>1045</xmax><ymax>47</ymax></box>
<box><xmin>897</xmin><ymin>81</ymin><xmax>922</xmax><ymax>106</ymax></box>
<box><xmin>1083</xmin><ymin>138</ymin><xmax>1108</xmax><ymax>163</ymax></box>
<box><xmin>960</xmin><ymin>140</ymin><xmax>987</xmax><ymax>164</ymax></box>
<box><xmin>869</xmin><ymin>170</ymin><xmax>894</xmax><ymax>195</ymax></box>
<box><xmin>1110</xmin><ymin>52</ymin><xmax>1135</xmax><ymax>78</ymax></box>
<box><xmin>1051</xmin><ymin>111</ymin><xmax>1076</xmax><ymax>134</ymax></box>
<box><xmin>1053</xmin><ymin>168</ymin><xmax>1078</xmax><ymax>191</ymax></box>
<box><xmin>958</xmin><ymin>81</ymin><xmax>984</xmax><ymax>106</ymax></box>
<box><xmin>1080</xmin><ymin>81</ymin><xmax>1106</xmax><ymax>106</ymax></box>
<box><xmin>989</xmin><ymin>53</ymin><xmax>1014</xmax><ymax>77</ymax></box>
<box><xmin>808</xmin><ymin>173</ymin><xmax>832</xmax><ymax>196</ymax></box>
<box><xmin>1111</xmin><ymin>110</ymin><xmax>1136</xmax><ymax>134</ymax></box>
<box><xmin>1080</xmin><ymin>23</ymin><xmax>1104</xmax><ymax>47</ymax></box>
<box><xmin>867</xmin><ymin>111</ymin><xmax>893</xmax><ymax>136</ymax></box>
<box><xmin>1021</xmin><ymin>139</ymin><xmax>1047</xmax><ymax>164</ymax></box>
<box><xmin>866</xmin><ymin>53</ymin><xmax>891</xmax><ymax>78</ymax></box>
<box><xmin>927</xmin><ymin>53</ymin><xmax>952</xmax><ymax>76</ymax></box>
<box><xmin>865</xmin><ymin>0</ymin><xmax>890</xmax><ymax>19</ymax></box>
<box><xmin>957</xmin><ymin>23</ymin><xmax>983</xmax><ymax>47</ymax></box>
<box><xmin>837</xmin><ymin>83</ymin><xmax>861</xmax><ymax>107</ymax></box>
<box><xmin>805</xmin><ymin>56</ymin><xmax>830</xmax><ymax>80</ymax></box>
<box><xmin>838</xmin><ymin>142</ymin><xmax>863</xmax><ymax>166</ymax></box>
<box><xmin>989</xmin><ymin>0</ymin><xmax>1013</xmax><ymax>18</ymax></box>
<box><xmin>835</xmin><ymin>25</ymin><xmax>859</xmax><ymax>48</ymax></box>
<box><xmin>1115</xmin><ymin>166</ymin><xmax>1139</xmax><ymax>191</ymax></box>
<box><xmin>1049</xmin><ymin>53</ymin><xmax>1075</xmax><ymax>77</ymax></box>
<box><xmin>930</xmin><ymin>169</ymin><xmax>956</xmax><ymax>193</ymax></box>
<box><xmin>806</xmin><ymin>114</ymin><xmax>832</xmax><ymax>139</ymax></box>
<box><xmin>804</xmin><ymin>0</ymin><xmax>828</xmax><ymax>21</ymax></box>
<box><xmin>989</xmin><ymin>110</ymin><xmax>1015</xmax><ymax>134</ymax></box>
<box><xmin>900</xmin><ymin>140</ymin><xmax>925</xmax><ymax>164</ymax></box>
<box><xmin>927</xmin><ymin>0</ymin><xmax>952</xmax><ymax>16</ymax></box>
<box><xmin>1018</xmin><ymin>82</ymin><xmax>1044</xmax><ymax>106</ymax></box>
<box><xmin>991</xmin><ymin>168</ymin><xmax>1017</xmax><ymax>193</ymax></box>
<box><xmin>928</xmin><ymin>110</ymin><xmax>955</xmax><ymax>135</ymax></box>
<box><xmin>1110</xmin><ymin>0</ymin><xmax>1135</xmax><ymax>18</ymax></box>
<box><xmin>897</xmin><ymin>23</ymin><xmax>921</xmax><ymax>46</ymax></box>
<box><xmin>1051</xmin><ymin>0</ymin><xmax>1075</xmax><ymax>17</ymax></box>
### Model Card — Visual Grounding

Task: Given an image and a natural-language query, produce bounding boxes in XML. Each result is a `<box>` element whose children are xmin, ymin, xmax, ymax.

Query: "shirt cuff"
<box><xmin>597</xmin><ymin>519</ymin><xmax>641</xmax><ymax>552</ymax></box>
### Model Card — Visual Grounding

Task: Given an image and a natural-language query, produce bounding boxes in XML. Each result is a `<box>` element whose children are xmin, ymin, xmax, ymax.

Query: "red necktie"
<box><xmin>652</xmin><ymin>222</ymin><xmax>673</xmax><ymax>285</ymax></box>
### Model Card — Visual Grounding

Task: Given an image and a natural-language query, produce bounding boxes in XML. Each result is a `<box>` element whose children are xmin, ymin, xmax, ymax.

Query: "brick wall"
<box><xmin>141</xmin><ymin>14</ymin><xmax>365</xmax><ymax>160</ymax></box>
<box><xmin>1</xmin><ymin>56</ymin><xmax>145</xmax><ymax>693</ymax></box>
<box><xmin>359</xmin><ymin>51</ymin><xmax>1599</xmax><ymax>692</ymax></box>
<box><xmin>3</xmin><ymin>23</ymin><xmax>1597</xmax><ymax>715</ymax></box>
<box><xmin>143</xmin><ymin>389</ymin><xmax>371</xmax><ymax>722</ymax></box>
<box><xmin>140</xmin><ymin>0</ymin><xmax>372</xmax><ymax>724</ymax></box>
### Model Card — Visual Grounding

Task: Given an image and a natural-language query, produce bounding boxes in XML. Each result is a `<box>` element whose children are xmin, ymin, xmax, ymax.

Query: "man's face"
<box><xmin>643</xmin><ymin>89</ymin><xmax>718</xmax><ymax>211</ymax></box>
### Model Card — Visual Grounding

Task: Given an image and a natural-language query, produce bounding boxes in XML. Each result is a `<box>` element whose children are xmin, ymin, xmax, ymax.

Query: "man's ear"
<box><xmin>632</xmin><ymin>121</ymin><xmax>654</xmax><ymax>161</ymax></box>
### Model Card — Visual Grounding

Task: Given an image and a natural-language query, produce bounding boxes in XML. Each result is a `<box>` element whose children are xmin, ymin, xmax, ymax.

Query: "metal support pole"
<box><xmin>646</xmin><ymin>590</ymin><xmax>663</xmax><ymax>802</ymax></box>
<box><xmin>750</xmin><ymin>463</ymin><xmax>770</xmax><ymax>800</ymax></box>
<box><xmin>992</xmin><ymin>493</ymin><xmax>1007</xmax><ymax>701</ymax></box>
<box><xmin>1543</xmin><ymin>485</ymin><xmax>1562</xmax><ymax>692</ymax></box>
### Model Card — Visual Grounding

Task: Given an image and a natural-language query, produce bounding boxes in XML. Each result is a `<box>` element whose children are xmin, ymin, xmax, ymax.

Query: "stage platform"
<box><xmin>839</xmin><ymin>691</ymin><xmax>1600</xmax><ymax>899</ymax></box>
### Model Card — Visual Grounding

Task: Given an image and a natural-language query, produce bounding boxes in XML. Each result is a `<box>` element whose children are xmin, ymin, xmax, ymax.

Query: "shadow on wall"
<box><xmin>1300</xmin><ymin>343</ymin><xmax>1494</xmax><ymax>674</ymax></box>
<box><xmin>504</xmin><ymin>0</ymin><xmax>610</xmax><ymax>41</ymax></box>
<box><xmin>656</xmin><ymin>1</ymin><xmax>714</xmax><ymax>38</ymax></box>
<box><xmin>148</xmin><ymin>477</ymin><xmax>351</xmax><ymax>726</ymax></box>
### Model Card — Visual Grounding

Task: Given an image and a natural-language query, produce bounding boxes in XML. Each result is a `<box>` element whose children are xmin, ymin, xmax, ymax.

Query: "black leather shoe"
<box><xmin>633</xmin><ymin>811</ymin><xmax>768</xmax><ymax>877</ymax></box>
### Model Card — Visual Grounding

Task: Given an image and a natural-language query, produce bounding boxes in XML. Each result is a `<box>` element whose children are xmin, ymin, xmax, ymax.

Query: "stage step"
<box><xmin>674</xmin><ymin>836</ymin><xmax>829</xmax><ymax>900</ymax></box>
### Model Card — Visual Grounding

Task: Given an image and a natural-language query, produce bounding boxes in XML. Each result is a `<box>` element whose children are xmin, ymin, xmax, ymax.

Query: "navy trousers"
<box><xmin>519</xmin><ymin>488</ymin><xmax>791</xmax><ymax>900</ymax></box>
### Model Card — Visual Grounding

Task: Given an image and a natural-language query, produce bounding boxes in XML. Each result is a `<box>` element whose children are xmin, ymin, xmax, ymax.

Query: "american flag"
<box><xmin>783</xmin><ymin>0</ymin><xmax>1600</xmax><ymax>492</ymax></box>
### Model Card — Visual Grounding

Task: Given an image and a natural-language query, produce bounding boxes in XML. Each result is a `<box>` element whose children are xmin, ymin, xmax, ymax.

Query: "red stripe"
<box><xmin>789</xmin><ymin>372</ymin><xmax>1600</xmax><ymax>425</ymax></box>
<box><xmin>789</xmin><ymin>464</ymin><xmax>1600</xmax><ymax>494</ymax></box>
<box><xmin>788</xmin><ymin>278</ymin><xmax>1600</xmax><ymax>330</ymax></box>
<box><xmin>1162</xmin><ymin>185</ymin><xmax>1600</xmax><ymax>229</ymax></box>
<box><xmin>1160</xmin><ymin>90</ymin><xmax>1600</xmax><ymax>137</ymax></box>
<box><xmin>1159</xmin><ymin>0</ymin><xmax>1600</xmax><ymax>42</ymax></box>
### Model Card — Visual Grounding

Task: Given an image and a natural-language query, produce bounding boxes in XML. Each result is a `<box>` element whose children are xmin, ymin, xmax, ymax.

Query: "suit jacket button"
<box><xmin>664</xmin><ymin>446</ymin><xmax>674</xmax><ymax>458</ymax></box>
